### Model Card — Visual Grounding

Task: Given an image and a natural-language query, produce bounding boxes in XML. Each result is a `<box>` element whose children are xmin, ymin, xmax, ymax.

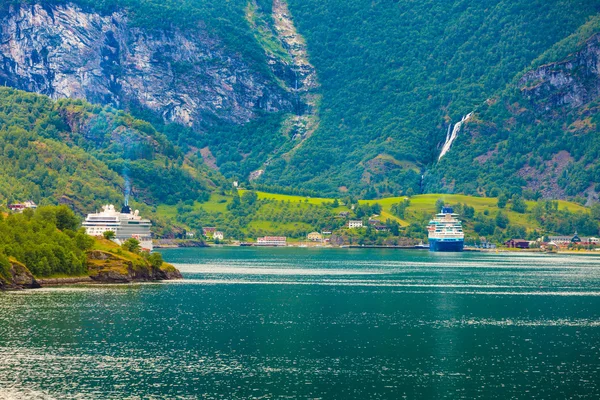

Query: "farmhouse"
<box><xmin>504</xmin><ymin>239</ymin><xmax>530</xmax><ymax>249</ymax></box>
<box><xmin>348</xmin><ymin>220</ymin><xmax>363</xmax><ymax>229</ymax></box>
<box><xmin>213</xmin><ymin>231</ymin><xmax>224</xmax><ymax>240</ymax></box>
<box><xmin>307</xmin><ymin>232</ymin><xmax>323</xmax><ymax>241</ymax></box>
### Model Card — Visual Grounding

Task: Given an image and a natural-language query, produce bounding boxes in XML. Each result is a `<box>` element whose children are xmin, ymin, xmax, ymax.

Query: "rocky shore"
<box><xmin>0</xmin><ymin>250</ymin><xmax>182</xmax><ymax>291</ymax></box>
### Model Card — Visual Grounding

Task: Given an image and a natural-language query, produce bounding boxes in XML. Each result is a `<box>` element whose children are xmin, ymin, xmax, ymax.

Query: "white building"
<box><xmin>213</xmin><ymin>231</ymin><xmax>224</xmax><ymax>240</ymax></box>
<box><xmin>8</xmin><ymin>201</ymin><xmax>38</xmax><ymax>212</ymax></box>
<box><xmin>256</xmin><ymin>236</ymin><xmax>287</xmax><ymax>246</ymax></box>
<box><xmin>548</xmin><ymin>234</ymin><xmax>599</xmax><ymax>246</ymax></box>
<box><xmin>82</xmin><ymin>204</ymin><xmax>153</xmax><ymax>251</ymax></box>
<box><xmin>348</xmin><ymin>220</ymin><xmax>363</xmax><ymax>229</ymax></box>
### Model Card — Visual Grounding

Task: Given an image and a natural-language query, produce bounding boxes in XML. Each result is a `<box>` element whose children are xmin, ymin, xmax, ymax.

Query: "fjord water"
<box><xmin>1</xmin><ymin>248</ymin><xmax>600</xmax><ymax>399</ymax></box>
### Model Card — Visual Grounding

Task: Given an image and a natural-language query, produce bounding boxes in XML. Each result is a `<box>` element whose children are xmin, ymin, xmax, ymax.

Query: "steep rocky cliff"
<box><xmin>519</xmin><ymin>33</ymin><xmax>600</xmax><ymax>115</ymax></box>
<box><xmin>0</xmin><ymin>3</ymin><xmax>294</xmax><ymax>128</ymax></box>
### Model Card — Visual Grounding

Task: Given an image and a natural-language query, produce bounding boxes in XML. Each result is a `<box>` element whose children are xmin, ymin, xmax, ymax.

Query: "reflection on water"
<box><xmin>1</xmin><ymin>248</ymin><xmax>600</xmax><ymax>399</ymax></box>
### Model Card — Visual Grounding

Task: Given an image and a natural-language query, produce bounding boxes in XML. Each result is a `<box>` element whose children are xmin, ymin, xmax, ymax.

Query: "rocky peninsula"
<box><xmin>0</xmin><ymin>239</ymin><xmax>182</xmax><ymax>290</ymax></box>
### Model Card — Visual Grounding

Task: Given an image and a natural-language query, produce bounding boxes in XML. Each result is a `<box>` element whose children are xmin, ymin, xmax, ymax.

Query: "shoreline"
<box><xmin>153</xmin><ymin>239</ymin><xmax>208</xmax><ymax>249</ymax></box>
<box><xmin>1</xmin><ymin>275</ymin><xmax>184</xmax><ymax>291</ymax></box>
<box><xmin>161</xmin><ymin>243</ymin><xmax>600</xmax><ymax>255</ymax></box>
<box><xmin>36</xmin><ymin>276</ymin><xmax>94</xmax><ymax>286</ymax></box>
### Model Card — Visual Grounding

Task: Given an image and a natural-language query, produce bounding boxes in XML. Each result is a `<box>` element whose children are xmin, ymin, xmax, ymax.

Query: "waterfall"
<box><xmin>438</xmin><ymin>112</ymin><xmax>473</xmax><ymax>161</ymax></box>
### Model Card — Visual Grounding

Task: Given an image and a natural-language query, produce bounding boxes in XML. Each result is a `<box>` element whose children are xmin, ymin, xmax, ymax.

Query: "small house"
<box><xmin>504</xmin><ymin>239</ymin><xmax>530</xmax><ymax>249</ymax></box>
<box><xmin>203</xmin><ymin>227</ymin><xmax>217</xmax><ymax>237</ymax></box>
<box><xmin>348</xmin><ymin>220</ymin><xmax>363</xmax><ymax>229</ymax></box>
<box><xmin>307</xmin><ymin>232</ymin><xmax>323</xmax><ymax>241</ymax></box>
<box><xmin>374</xmin><ymin>225</ymin><xmax>389</xmax><ymax>232</ymax></box>
<box><xmin>213</xmin><ymin>231</ymin><xmax>224</xmax><ymax>240</ymax></box>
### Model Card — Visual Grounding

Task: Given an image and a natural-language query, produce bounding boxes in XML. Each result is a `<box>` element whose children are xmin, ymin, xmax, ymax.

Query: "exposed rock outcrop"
<box><xmin>87</xmin><ymin>250</ymin><xmax>182</xmax><ymax>283</ymax></box>
<box><xmin>519</xmin><ymin>34</ymin><xmax>600</xmax><ymax>113</ymax></box>
<box><xmin>245</xmin><ymin>0</ymin><xmax>320</xmax><ymax>176</ymax></box>
<box><xmin>0</xmin><ymin>3</ymin><xmax>294</xmax><ymax>128</ymax></box>
<box><xmin>0</xmin><ymin>251</ymin><xmax>182</xmax><ymax>290</ymax></box>
<box><xmin>0</xmin><ymin>259</ymin><xmax>40</xmax><ymax>290</ymax></box>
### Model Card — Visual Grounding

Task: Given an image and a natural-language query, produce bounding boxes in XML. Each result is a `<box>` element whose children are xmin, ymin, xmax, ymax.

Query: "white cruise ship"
<box><xmin>83</xmin><ymin>203</ymin><xmax>153</xmax><ymax>251</ymax></box>
<box><xmin>427</xmin><ymin>207</ymin><xmax>464</xmax><ymax>252</ymax></box>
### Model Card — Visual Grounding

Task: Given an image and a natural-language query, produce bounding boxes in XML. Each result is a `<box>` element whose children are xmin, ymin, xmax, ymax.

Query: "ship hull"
<box><xmin>429</xmin><ymin>238</ymin><xmax>464</xmax><ymax>252</ymax></box>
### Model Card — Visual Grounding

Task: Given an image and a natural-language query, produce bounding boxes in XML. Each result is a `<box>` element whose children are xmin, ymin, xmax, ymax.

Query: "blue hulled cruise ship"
<box><xmin>427</xmin><ymin>207</ymin><xmax>464</xmax><ymax>252</ymax></box>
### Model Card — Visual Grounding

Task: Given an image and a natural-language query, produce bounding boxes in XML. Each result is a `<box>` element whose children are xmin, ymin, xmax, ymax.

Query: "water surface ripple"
<box><xmin>1</xmin><ymin>248</ymin><xmax>600</xmax><ymax>399</ymax></box>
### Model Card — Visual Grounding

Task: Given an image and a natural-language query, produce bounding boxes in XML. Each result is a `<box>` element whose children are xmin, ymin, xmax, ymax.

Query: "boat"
<box><xmin>82</xmin><ymin>202</ymin><xmax>153</xmax><ymax>251</ymax></box>
<box><xmin>427</xmin><ymin>206</ymin><xmax>464</xmax><ymax>252</ymax></box>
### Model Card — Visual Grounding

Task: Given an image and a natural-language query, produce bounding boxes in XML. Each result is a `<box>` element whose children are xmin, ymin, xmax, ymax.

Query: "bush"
<box><xmin>122</xmin><ymin>238</ymin><xmax>141</xmax><ymax>253</ymax></box>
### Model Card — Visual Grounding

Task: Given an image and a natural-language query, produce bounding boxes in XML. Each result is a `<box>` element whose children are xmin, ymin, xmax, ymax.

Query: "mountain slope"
<box><xmin>260</xmin><ymin>0</ymin><xmax>600</xmax><ymax>196</ymax></box>
<box><xmin>1</xmin><ymin>0</ymin><xmax>600</xmax><ymax>199</ymax></box>
<box><xmin>430</xmin><ymin>20</ymin><xmax>600</xmax><ymax>202</ymax></box>
<box><xmin>0</xmin><ymin>87</ymin><xmax>218</xmax><ymax>223</ymax></box>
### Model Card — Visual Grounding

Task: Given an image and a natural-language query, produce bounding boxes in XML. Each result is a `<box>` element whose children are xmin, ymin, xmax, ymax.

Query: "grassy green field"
<box><xmin>244</xmin><ymin>190</ymin><xmax>341</xmax><ymax>206</ymax></box>
<box><xmin>156</xmin><ymin>193</ymin><xmax>231</xmax><ymax>219</ymax></box>
<box><xmin>154</xmin><ymin>189</ymin><xmax>590</xmax><ymax>236</ymax></box>
<box><xmin>248</xmin><ymin>220</ymin><xmax>313</xmax><ymax>231</ymax></box>
<box><xmin>362</xmin><ymin>194</ymin><xmax>589</xmax><ymax>231</ymax></box>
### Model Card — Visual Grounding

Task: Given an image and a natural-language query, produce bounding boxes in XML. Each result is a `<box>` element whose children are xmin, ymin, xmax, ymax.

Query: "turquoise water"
<box><xmin>1</xmin><ymin>247</ymin><xmax>600</xmax><ymax>398</ymax></box>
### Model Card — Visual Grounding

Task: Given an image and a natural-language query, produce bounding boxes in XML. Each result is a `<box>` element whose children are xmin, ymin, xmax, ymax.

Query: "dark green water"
<box><xmin>1</xmin><ymin>248</ymin><xmax>600</xmax><ymax>399</ymax></box>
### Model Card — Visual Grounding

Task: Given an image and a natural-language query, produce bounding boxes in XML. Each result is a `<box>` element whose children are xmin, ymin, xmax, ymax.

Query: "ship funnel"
<box><xmin>441</xmin><ymin>206</ymin><xmax>454</xmax><ymax>214</ymax></box>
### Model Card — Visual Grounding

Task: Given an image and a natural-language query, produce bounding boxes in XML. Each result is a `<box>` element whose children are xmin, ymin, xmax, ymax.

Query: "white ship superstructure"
<box><xmin>427</xmin><ymin>207</ymin><xmax>464</xmax><ymax>252</ymax></box>
<box><xmin>83</xmin><ymin>204</ymin><xmax>153</xmax><ymax>251</ymax></box>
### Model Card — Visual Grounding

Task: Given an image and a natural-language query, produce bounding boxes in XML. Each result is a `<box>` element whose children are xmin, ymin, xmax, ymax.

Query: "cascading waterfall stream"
<box><xmin>438</xmin><ymin>112</ymin><xmax>473</xmax><ymax>161</ymax></box>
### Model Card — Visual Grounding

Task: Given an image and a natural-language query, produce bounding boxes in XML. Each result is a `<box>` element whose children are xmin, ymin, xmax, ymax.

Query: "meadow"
<box><xmin>154</xmin><ymin>190</ymin><xmax>593</xmax><ymax>241</ymax></box>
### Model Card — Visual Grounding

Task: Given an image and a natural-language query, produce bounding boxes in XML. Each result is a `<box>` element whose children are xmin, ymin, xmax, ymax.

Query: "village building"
<box><xmin>185</xmin><ymin>231</ymin><xmax>195</xmax><ymax>238</ymax></box>
<box><xmin>374</xmin><ymin>225</ymin><xmax>389</xmax><ymax>232</ymax></box>
<box><xmin>548</xmin><ymin>233</ymin><xmax>598</xmax><ymax>246</ymax></box>
<box><xmin>213</xmin><ymin>231</ymin><xmax>224</xmax><ymax>241</ymax></box>
<box><xmin>256</xmin><ymin>236</ymin><xmax>287</xmax><ymax>246</ymax></box>
<box><xmin>338</xmin><ymin>211</ymin><xmax>350</xmax><ymax>218</ymax></box>
<box><xmin>479</xmin><ymin>237</ymin><xmax>496</xmax><ymax>249</ymax></box>
<box><xmin>348</xmin><ymin>220</ymin><xmax>363</xmax><ymax>229</ymax></box>
<box><xmin>504</xmin><ymin>239</ymin><xmax>530</xmax><ymax>249</ymax></box>
<box><xmin>8</xmin><ymin>201</ymin><xmax>38</xmax><ymax>212</ymax></box>
<box><xmin>307</xmin><ymin>232</ymin><xmax>323</xmax><ymax>241</ymax></box>
<box><xmin>203</xmin><ymin>227</ymin><xmax>217</xmax><ymax>237</ymax></box>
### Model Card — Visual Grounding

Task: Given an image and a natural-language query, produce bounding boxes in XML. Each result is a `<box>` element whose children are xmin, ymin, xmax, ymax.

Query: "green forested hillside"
<box><xmin>430</xmin><ymin>21</ymin><xmax>600</xmax><ymax>201</ymax></box>
<box><xmin>0</xmin><ymin>88</ymin><xmax>219</xmax><ymax>232</ymax></box>
<box><xmin>2</xmin><ymin>0</ymin><xmax>600</xmax><ymax>202</ymax></box>
<box><xmin>0</xmin><ymin>206</ymin><xmax>90</xmax><ymax>278</ymax></box>
<box><xmin>259</xmin><ymin>0</ymin><xmax>600</xmax><ymax>196</ymax></box>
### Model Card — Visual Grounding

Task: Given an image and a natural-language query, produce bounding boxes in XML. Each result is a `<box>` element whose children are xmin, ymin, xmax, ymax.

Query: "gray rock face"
<box><xmin>0</xmin><ymin>3</ymin><xmax>293</xmax><ymax>128</ymax></box>
<box><xmin>519</xmin><ymin>34</ymin><xmax>600</xmax><ymax>112</ymax></box>
<box><xmin>0</xmin><ymin>260</ymin><xmax>40</xmax><ymax>290</ymax></box>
